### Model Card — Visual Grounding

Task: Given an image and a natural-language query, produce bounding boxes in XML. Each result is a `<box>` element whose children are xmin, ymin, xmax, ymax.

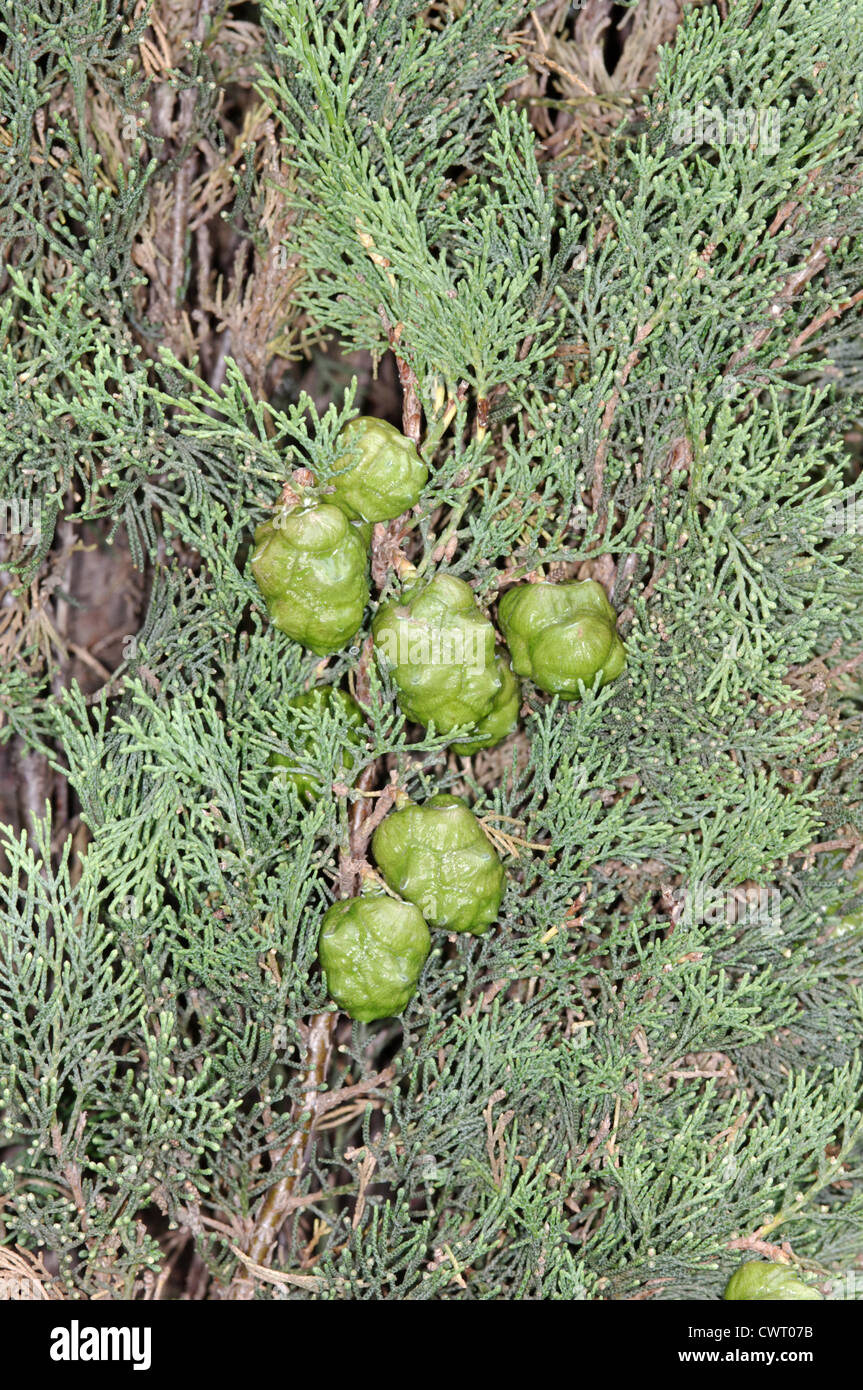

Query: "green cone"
<box><xmin>319</xmin><ymin>893</ymin><xmax>431</xmax><ymax>1022</ymax></box>
<box><xmin>498</xmin><ymin>578</ymin><xmax>625</xmax><ymax>699</ymax></box>
<box><xmin>372</xmin><ymin>794</ymin><xmax>505</xmax><ymax>935</ymax></box>
<box><xmin>330</xmin><ymin>416</ymin><xmax>427</xmax><ymax>523</ymax></box>
<box><xmin>251</xmin><ymin>501</ymin><xmax>370</xmax><ymax>655</ymax></box>
<box><xmin>372</xmin><ymin>573</ymin><xmax>501</xmax><ymax>735</ymax></box>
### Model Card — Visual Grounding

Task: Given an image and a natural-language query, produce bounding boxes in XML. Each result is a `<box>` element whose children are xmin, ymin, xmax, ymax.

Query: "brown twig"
<box><xmin>316</xmin><ymin>1065</ymin><xmax>396</xmax><ymax>1117</ymax></box>
<box><xmin>590</xmin><ymin>312</ymin><xmax>660</xmax><ymax>516</ymax></box>
<box><xmin>344</xmin><ymin>1146</ymin><xmax>378</xmax><ymax>1229</ymax></box>
<box><xmin>779</xmin><ymin>286</ymin><xmax>863</xmax><ymax>360</ymax></box>
<box><xmin>229</xmin><ymin>1245</ymin><xmax>321</xmax><ymax>1292</ymax></box>
<box><xmin>227</xmin><ymin>1012</ymin><xmax>335</xmax><ymax>1299</ymax></box>
<box><xmin>724</xmin><ymin>236</ymin><xmax>838</xmax><ymax>377</ymax></box>
<box><xmin>227</xmin><ymin>671</ymin><xmax>382</xmax><ymax>1300</ymax></box>
<box><xmin>395</xmin><ymin>349</ymin><xmax>421</xmax><ymax>443</ymax></box>
<box><xmin>727</xmin><ymin>1235</ymin><xmax>793</xmax><ymax>1263</ymax></box>
<box><xmin>227</xmin><ymin>760</ymin><xmax>386</xmax><ymax>1299</ymax></box>
<box><xmin>226</xmin><ymin>331</ymin><xmax>417</xmax><ymax>1297</ymax></box>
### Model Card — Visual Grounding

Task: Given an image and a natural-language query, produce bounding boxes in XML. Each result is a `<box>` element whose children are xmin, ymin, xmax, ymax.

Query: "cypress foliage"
<box><xmin>0</xmin><ymin>0</ymin><xmax>861</xmax><ymax>1301</ymax></box>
